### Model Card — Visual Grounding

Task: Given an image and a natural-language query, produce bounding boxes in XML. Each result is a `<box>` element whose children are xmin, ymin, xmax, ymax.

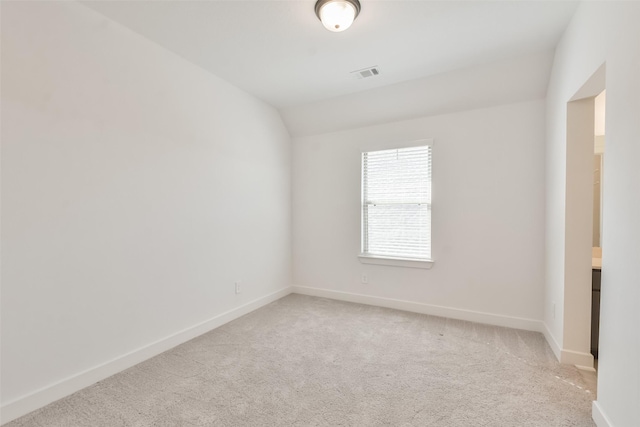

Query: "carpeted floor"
<box><xmin>7</xmin><ymin>294</ymin><xmax>596</xmax><ymax>426</ymax></box>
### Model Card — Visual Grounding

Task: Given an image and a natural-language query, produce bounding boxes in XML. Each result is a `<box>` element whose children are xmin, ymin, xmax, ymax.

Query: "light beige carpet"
<box><xmin>7</xmin><ymin>294</ymin><xmax>596</xmax><ymax>426</ymax></box>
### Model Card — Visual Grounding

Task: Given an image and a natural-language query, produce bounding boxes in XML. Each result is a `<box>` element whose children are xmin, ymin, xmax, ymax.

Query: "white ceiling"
<box><xmin>281</xmin><ymin>50</ymin><xmax>554</xmax><ymax>137</ymax></box>
<box><xmin>82</xmin><ymin>0</ymin><xmax>579</xmax><ymax>109</ymax></box>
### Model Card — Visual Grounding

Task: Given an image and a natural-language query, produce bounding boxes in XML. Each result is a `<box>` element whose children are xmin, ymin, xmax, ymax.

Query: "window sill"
<box><xmin>358</xmin><ymin>254</ymin><xmax>434</xmax><ymax>269</ymax></box>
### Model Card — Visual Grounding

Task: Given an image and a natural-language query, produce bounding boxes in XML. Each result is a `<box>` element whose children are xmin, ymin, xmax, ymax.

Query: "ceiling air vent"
<box><xmin>351</xmin><ymin>66</ymin><xmax>380</xmax><ymax>79</ymax></box>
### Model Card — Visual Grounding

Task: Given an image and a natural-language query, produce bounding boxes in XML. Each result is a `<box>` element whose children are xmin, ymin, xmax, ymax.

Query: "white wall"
<box><xmin>292</xmin><ymin>100</ymin><xmax>545</xmax><ymax>328</ymax></box>
<box><xmin>545</xmin><ymin>2</ymin><xmax>640</xmax><ymax>426</ymax></box>
<box><xmin>0</xmin><ymin>1</ymin><xmax>291</xmax><ymax>422</ymax></box>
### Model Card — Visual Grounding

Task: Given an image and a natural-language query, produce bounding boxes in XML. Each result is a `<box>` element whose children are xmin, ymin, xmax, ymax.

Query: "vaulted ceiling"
<box><xmin>82</xmin><ymin>1</ymin><xmax>579</xmax><ymax>110</ymax></box>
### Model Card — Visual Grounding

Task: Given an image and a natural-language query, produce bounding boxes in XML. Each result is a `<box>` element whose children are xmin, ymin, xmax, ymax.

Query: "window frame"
<box><xmin>359</xmin><ymin>139</ymin><xmax>434</xmax><ymax>269</ymax></box>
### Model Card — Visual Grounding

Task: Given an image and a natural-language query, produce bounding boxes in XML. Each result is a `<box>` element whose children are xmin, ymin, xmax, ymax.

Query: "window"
<box><xmin>360</xmin><ymin>144</ymin><xmax>432</xmax><ymax>266</ymax></box>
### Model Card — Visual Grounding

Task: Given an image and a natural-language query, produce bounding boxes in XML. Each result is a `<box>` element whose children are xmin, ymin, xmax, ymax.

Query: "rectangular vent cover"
<box><xmin>351</xmin><ymin>66</ymin><xmax>380</xmax><ymax>79</ymax></box>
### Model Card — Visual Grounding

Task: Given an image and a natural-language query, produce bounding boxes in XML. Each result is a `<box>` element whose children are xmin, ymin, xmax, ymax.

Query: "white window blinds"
<box><xmin>361</xmin><ymin>145</ymin><xmax>432</xmax><ymax>260</ymax></box>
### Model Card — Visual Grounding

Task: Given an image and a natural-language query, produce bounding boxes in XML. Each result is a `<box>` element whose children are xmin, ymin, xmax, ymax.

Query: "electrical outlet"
<box><xmin>361</xmin><ymin>274</ymin><xmax>368</xmax><ymax>284</ymax></box>
<box><xmin>235</xmin><ymin>281</ymin><xmax>242</xmax><ymax>294</ymax></box>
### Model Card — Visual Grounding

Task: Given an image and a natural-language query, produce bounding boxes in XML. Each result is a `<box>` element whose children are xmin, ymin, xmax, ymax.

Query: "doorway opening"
<box><xmin>562</xmin><ymin>63</ymin><xmax>605</xmax><ymax>376</ymax></box>
<box><xmin>590</xmin><ymin>90</ymin><xmax>605</xmax><ymax>365</ymax></box>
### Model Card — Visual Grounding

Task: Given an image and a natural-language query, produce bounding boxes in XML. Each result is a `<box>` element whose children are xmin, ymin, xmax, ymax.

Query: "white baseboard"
<box><xmin>292</xmin><ymin>285</ymin><xmax>544</xmax><ymax>332</ymax></box>
<box><xmin>0</xmin><ymin>286</ymin><xmax>292</xmax><ymax>425</ymax></box>
<box><xmin>540</xmin><ymin>323</ymin><xmax>596</xmax><ymax>371</ymax></box>
<box><xmin>541</xmin><ymin>322</ymin><xmax>562</xmax><ymax>361</ymax></box>
<box><xmin>592</xmin><ymin>401</ymin><xmax>613</xmax><ymax>427</ymax></box>
<box><xmin>561</xmin><ymin>348</ymin><xmax>594</xmax><ymax>370</ymax></box>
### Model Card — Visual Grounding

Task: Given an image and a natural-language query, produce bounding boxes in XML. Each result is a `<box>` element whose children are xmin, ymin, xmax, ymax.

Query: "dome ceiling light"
<box><xmin>314</xmin><ymin>0</ymin><xmax>361</xmax><ymax>33</ymax></box>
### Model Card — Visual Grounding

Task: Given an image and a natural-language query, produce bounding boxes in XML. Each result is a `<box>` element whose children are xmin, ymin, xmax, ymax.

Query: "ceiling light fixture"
<box><xmin>314</xmin><ymin>0</ymin><xmax>361</xmax><ymax>33</ymax></box>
